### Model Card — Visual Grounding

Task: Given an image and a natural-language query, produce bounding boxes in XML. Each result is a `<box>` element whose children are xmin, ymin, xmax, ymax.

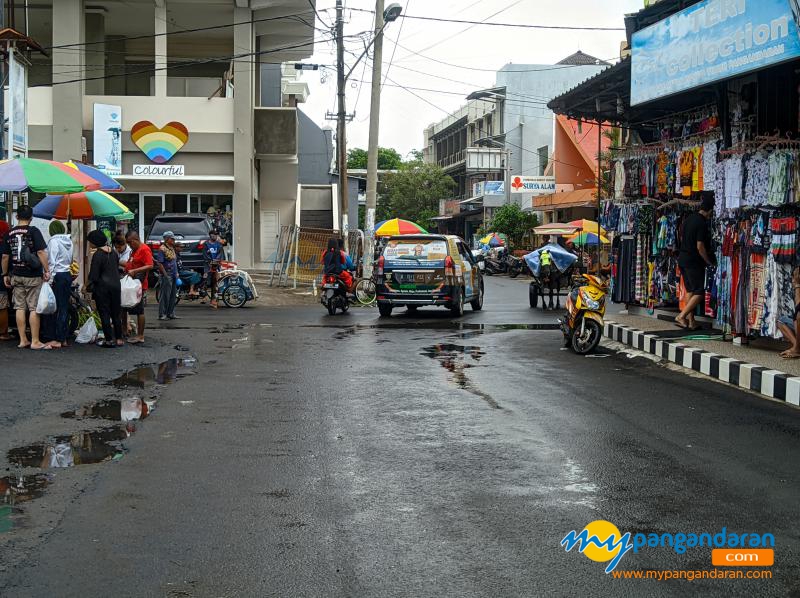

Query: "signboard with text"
<box><xmin>8</xmin><ymin>49</ymin><xmax>27</xmax><ymax>156</ymax></box>
<box><xmin>132</xmin><ymin>164</ymin><xmax>185</xmax><ymax>177</ymax></box>
<box><xmin>631</xmin><ymin>0</ymin><xmax>800</xmax><ymax>105</ymax></box>
<box><xmin>510</xmin><ymin>175</ymin><xmax>556</xmax><ymax>195</ymax></box>
<box><xmin>93</xmin><ymin>103</ymin><xmax>122</xmax><ymax>176</ymax></box>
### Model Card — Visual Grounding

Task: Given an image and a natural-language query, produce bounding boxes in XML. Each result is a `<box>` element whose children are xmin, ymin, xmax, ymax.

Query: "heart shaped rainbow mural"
<box><xmin>130</xmin><ymin>121</ymin><xmax>189</xmax><ymax>164</ymax></box>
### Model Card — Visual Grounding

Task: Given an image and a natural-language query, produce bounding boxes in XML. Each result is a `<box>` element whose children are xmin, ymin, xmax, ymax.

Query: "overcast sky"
<box><xmin>299</xmin><ymin>0</ymin><xmax>644</xmax><ymax>158</ymax></box>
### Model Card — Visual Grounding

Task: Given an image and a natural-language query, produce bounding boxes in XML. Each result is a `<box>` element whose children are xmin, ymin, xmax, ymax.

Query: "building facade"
<box><xmin>23</xmin><ymin>0</ymin><xmax>316</xmax><ymax>269</ymax></box>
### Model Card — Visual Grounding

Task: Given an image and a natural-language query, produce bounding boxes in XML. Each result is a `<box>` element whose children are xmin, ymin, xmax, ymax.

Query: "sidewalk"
<box><xmin>604</xmin><ymin>312</ymin><xmax>800</xmax><ymax>407</ymax></box>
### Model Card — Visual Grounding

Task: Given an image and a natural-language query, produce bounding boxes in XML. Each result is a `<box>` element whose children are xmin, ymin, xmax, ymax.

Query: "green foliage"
<box><xmin>347</xmin><ymin>147</ymin><xmax>403</xmax><ymax>170</ymax></box>
<box><xmin>381</xmin><ymin>163</ymin><xmax>456</xmax><ymax>231</ymax></box>
<box><xmin>489</xmin><ymin>203</ymin><xmax>538</xmax><ymax>248</ymax></box>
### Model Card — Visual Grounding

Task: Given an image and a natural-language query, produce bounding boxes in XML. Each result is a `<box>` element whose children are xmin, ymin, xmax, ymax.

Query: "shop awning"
<box><xmin>534</xmin><ymin>188</ymin><xmax>597</xmax><ymax>210</ymax></box>
<box><xmin>533</xmin><ymin>223</ymin><xmax>580</xmax><ymax>236</ymax></box>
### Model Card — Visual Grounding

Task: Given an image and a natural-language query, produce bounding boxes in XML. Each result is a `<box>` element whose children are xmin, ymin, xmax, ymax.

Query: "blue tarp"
<box><xmin>524</xmin><ymin>244</ymin><xmax>578</xmax><ymax>277</ymax></box>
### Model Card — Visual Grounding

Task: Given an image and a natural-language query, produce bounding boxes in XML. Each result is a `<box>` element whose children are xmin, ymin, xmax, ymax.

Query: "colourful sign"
<box><xmin>130</xmin><ymin>121</ymin><xmax>189</xmax><ymax>163</ymax></box>
<box><xmin>631</xmin><ymin>0</ymin><xmax>800</xmax><ymax>105</ymax></box>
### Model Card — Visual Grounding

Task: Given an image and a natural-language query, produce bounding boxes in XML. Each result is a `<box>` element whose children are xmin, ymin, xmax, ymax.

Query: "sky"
<box><xmin>298</xmin><ymin>0</ymin><xmax>645</xmax><ymax>158</ymax></box>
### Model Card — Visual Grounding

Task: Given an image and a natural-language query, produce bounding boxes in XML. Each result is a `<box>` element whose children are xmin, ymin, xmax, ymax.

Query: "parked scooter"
<box><xmin>483</xmin><ymin>255</ymin><xmax>506</xmax><ymax>276</ymax></box>
<box><xmin>559</xmin><ymin>273</ymin><xmax>607</xmax><ymax>354</ymax></box>
<box><xmin>321</xmin><ymin>274</ymin><xmax>350</xmax><ymax>315</ymax></box>
<box><xmin>506</xmin><ymin>255</ymin><xmax>526</xmax><ymax>278</ymax></box>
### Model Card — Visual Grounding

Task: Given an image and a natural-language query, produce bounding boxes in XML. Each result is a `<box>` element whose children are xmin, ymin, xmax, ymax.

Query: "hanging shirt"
<box><xmin>724</xmin><ymin>156</ymin><xmax>743</xmax><ymax>210</ymax></box>
<box><xmin>702</xmin><ymin>140</ymin><xmax>718</xmax><ymax>191</ymax></box>
<box><xmin>680</xmin><ymin>151</ymin><xmax>694</xmax><ymax>197</ymax></box>
<box><xmin>691</xmin><ymin>146</ymin><xmax>704</xmax><ymax>192</ymax></box>
<box><xmin>614</xmin><ymin>160</ymin><xmax>625</xmax><ymax>200</ymax></box>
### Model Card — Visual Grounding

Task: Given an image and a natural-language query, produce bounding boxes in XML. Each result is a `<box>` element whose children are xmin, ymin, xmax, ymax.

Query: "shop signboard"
<box><xmin>132</xmin><ymin>164</ymin><xmax>185</xmax><ymax>176</ymax></box>
<box><xmin>484</xmin><ymin>181</ymin><xmax>505</xmax><ymax>195</ymax></box>
<box><xmin>8</xmin><ymin>48</ymin><xmax>27</xmax><ymax>156</ymax></box>
<box><xmin>93</xmin><ymin>103</ymin><xmax>122</xmax><ymax>176</ymax></box>
<box><xmin>509</xmin><ymin>175</ymin><xmax>556</xmax><ymax>195</ymax></box>
<box><xmin>631</xmin><ymin>0</ymin><xmax>800</xmax><ymax>106</ymax></box>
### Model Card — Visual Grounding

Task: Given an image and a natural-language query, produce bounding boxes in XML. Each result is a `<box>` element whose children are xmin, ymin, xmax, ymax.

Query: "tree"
<box><xmin>489</xmin><ymin>203</ymin><xmax>538</xmax><ymax>248</ymax></box>
<box><xmin>346</xmin><ymin>146</ymin><xmax>403</xmax><ymax>170</ymax></box>
<box><xmin>381</xmin><ymin>163</ymin><xmax>455</xmax><ymax>231</ymax></box>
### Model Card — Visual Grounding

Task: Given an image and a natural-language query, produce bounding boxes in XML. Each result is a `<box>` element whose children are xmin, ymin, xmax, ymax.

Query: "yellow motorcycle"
<box><xmin>560</xmin><ymin>274</ymin><xmax>607</xmax><ymax>354</ymax></box>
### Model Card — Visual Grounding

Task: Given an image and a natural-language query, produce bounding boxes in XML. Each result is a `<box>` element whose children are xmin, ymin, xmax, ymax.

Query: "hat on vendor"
<box><xmin>162</xmin><ymin>230</ymin><xmax>175</xmax><ymax>240</ymax></box>
<box><xmin>87</xmin><ymin>229</ymin><xmax>108</xmax><ymax>248</ymax></box>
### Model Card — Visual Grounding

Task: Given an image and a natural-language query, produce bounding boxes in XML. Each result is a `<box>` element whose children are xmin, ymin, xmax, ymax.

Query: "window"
<box><xmin>537</xmin><ymin>145</ymin><xmax>549</xmax><ymax>176</ymax></box>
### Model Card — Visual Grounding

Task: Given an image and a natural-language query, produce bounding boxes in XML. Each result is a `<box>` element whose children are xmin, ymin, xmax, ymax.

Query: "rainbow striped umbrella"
<box><xmin>64</xmin><ymin>161</ymin><xmax>124</xmax><ymax>192</ymax></box>
<box><xmin>33</xmin><ymin>191</ymin><xmax>132</xmax><ymax>220</ymax></box>
<box><xmin>567</xmin><ymin>231</ymin><xmax>610</xmax><ymax>245</ymax></box>
<box><xmin>374</xmin><ymin>218</ymin><xmax>428</xmax><ymax>236</ymax></box>
<box><xmin>0</xmin><ymin>158</ymin><xmax>101</xmax><ymax>194</ymax></box>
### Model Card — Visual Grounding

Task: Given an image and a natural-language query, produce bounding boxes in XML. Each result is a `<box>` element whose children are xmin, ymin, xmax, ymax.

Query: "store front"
<box><xmin>547</xmin><ymin>0</ymin><xmax>800</xmax><ymax>341</ymax></box>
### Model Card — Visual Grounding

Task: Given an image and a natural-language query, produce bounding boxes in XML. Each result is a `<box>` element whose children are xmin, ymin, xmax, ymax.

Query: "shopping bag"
<box><xmin>75</xmin><ymin>318</ymin><xmax>98</xmax><ymax>344</ymax></box>
<box><xmin>120</xmin><ymin>275</ymin><xmax>142</xmax><ymax>308</ymax></box>
<box><xmin>35</xmin><ymin>282</ymin><xmax>57</xmax><ymax>315</ymax></box>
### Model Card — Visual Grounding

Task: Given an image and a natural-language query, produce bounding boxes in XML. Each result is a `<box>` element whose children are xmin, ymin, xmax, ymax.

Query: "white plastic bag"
<box><xmin>36</xmin><ymin>282</ymin><xmax>57</xmax><ymax>315</ymax></box>
<box><xmin>75</xmin><ymin>318</ymin><xmax>98</xmax><ymax>344</ymax></box>
<box><xmin>120</xmin><ymin>275</ymin><xmax>142</xmax><ymax>308</ymax></box>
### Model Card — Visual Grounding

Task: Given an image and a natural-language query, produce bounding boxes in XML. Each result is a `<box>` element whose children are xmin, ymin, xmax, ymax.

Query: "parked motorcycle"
<box><xmin>506</xmin><ymin>255</ymin><xmax>526</xmax><ymax>278</ymax></box>
<box><xmin>483</xmin><ymin>256</ymin><xmax>507</xmax><ymax>276</ymax></box>
<box><xmin>321</xmin><ymin>274</ymin><xmax>350</xmax><ymax>315</ymax></box>
<box><xmin>559</xmin><ymin>273</ymin><xmax>607</xmax><ymax>355</ymax></box>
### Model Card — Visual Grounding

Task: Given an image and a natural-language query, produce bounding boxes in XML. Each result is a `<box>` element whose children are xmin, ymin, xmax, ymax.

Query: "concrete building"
<box><xmin>24</xmin><ymin>0</ymin><xmax>317</xmax><ymax>269</ymax></box>
<box><xmin>424</xmin><ymin>51</ymin><xmax>609</xmax><ymax>241</ymax></box>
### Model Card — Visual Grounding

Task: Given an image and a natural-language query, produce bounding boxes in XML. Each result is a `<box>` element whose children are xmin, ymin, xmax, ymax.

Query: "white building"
<box><xmin>23</xmin><ymin>0</ymin><xmax>318</xmax><ymax>268</ymax></box>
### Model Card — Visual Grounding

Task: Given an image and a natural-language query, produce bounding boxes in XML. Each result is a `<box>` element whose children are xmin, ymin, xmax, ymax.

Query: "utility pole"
<box><xmin>363</xmin><ymin>0</ymin><xmax>385</xmax><ymax>277</ymax></box>
<box><xmin>335</xmin><ymin>0</ymin><xmax>349</xmax><ymax>243</ymax></box>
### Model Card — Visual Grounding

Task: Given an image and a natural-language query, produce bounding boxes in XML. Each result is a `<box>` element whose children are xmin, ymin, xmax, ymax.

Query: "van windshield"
<box><xmin>382</xmin><ymin>239</ymin><xmax>448</xmax><ymax>264</ymax></box>
<box><xmin>150</xmin><ymin>218</ymin><xmax>209</xmax><ymax>238</ymax></box>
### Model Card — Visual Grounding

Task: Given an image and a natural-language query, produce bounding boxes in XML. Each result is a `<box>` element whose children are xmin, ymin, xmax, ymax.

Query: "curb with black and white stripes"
<box><xmin>603</xmin><ymin>321</ymin><xmax>800</xmax><ymax>406</ymax></box>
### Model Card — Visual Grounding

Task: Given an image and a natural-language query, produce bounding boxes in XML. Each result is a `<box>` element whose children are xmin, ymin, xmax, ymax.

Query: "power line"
<box><xmin>381</xmin><ymin>0</ymin><xmax>409</xmax><ymax>91</ymax></box>
<box><xmin>326</xmin><ymin>6</ymin><xmax>625</xmax><ymax>31</ymax></box>
<box><xmin>38</xmin><ymin>37</ymin><xmax>332</xmax><ymax>87</ymax></box>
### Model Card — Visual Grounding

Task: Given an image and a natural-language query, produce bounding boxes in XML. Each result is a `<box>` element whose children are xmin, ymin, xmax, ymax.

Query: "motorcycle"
<box><xmin>483</xmin><ymin>256</ymin><xmax>507</xmax><ymax>276</ymax></box>
<box><xmin>506</xmin><ymin>255</ymin><xmax>526</xmax><ymax>278</ymax></box>
<box><xmin>559</xmin><ymin>273</ymin><xmax>607</xmax><ymax>355</ymax></box>
<box><xmin>321</xmin><ymin>274</ymin><xmax>350</xmax><ymax>315</ymax></box>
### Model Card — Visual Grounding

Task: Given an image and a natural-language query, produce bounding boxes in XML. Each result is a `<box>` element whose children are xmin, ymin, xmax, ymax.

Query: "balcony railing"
<box><xmin>437</xmin><ymin>150</ymin><xmax>465</xmax><ymax>169</ymax></box>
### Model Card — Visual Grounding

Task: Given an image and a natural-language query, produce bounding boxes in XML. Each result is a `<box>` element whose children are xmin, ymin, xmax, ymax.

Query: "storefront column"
<box><xmin>84</xmin><ymin>12</ymin><xmax>105</xmax><ymax>95</ymax></box>
<box><xmin>154</xmin><ymin>1</ymin><xmax>168</xmax><ymax>97</ymax></box>
<box><xmin>233</xmin><ymin>6</ymin><xmax>255</xmax><ymax>268</ymax></box>
<box><xmin>51</xmin><ymin>0</ymin><xmax>84</xmax><ymax>161</ymax></box>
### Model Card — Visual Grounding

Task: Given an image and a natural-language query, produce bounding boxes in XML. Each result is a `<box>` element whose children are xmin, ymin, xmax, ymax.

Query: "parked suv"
<box><xmin>375</xmin><ymin>234</ymin><xmax>484</xmax><ymax>317</ymax></box>
<box><xmin>146</xmin><ymin>213</ymin><xmax>212</xmax><ymax>270</ymax></box>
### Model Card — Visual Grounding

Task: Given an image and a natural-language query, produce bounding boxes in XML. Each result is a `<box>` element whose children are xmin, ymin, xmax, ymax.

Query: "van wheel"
<box><xmin>470</xmin><ymin>283</ymin><xmax>484</xmax><ymax>311</ymax></box>
<box><xmin>450</xmin><ymin>288</ymin><xmax>465</xmax><ymax>316</ymax></box>
<box><xmin>378</xmin><ymin>302</ymin><xmax>393</xmax><ymax>317</ymax></box>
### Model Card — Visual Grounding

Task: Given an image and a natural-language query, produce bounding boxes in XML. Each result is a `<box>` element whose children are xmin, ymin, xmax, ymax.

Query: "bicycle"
<box><xmin>352</xmin><ymin>271</ymin><xmax>378</xmax><ymax>306</ymax></box>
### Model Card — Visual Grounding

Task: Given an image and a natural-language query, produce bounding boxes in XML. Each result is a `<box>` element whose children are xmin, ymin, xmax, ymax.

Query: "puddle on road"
<box><xmin>1</xmin><ymin>474</ymin><xmax>52</xmax><ymax>505</ymax></box>
<box><xmin>421</xmin><ymin>344</ymin><xmax>501</xmax><ymax>409</ymax></box>
<box><xmin>61</xmin><ymin>397</ymin><xmax>156</xmax><ymax>422</ymax></box>
<box><xmin>7</xmin><ymin>426</ymin><xmax>133</xmax><ymax>469</ymax></box>
<box><xmin>110</xmin><ymin>357</ymin><xmax>197</xmax><ymax>388</ymax></box>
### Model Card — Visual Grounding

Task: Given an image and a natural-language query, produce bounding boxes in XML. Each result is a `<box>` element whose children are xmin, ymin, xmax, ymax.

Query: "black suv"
<box><xmin>146</xmin><ymin>213</ymin><xmax>211</xmax><ymax>270</ymax></box>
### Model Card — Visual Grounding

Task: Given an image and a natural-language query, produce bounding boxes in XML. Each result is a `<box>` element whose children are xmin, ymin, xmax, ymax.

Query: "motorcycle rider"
<box><xmin>322</xmin><ymin>238</ymin><xmax>352</xmax><ymax>291</ymax></box>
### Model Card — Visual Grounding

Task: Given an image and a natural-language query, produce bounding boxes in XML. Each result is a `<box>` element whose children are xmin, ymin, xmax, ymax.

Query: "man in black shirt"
<box><xmin>1</xmin><ymin>205</ymin><xmax>50</xmax><ymax>349</ymax></box>
<box><xmin>676</xmin><ymin>195</ymin><xmax>715</xmax><ymax>331</ymax></box>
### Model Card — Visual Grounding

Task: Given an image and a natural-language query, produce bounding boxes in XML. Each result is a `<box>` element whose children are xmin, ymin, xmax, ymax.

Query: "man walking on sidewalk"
<box><xmin>676</xmin><ymin>194</ymin><xmax>715</xmax><ymax>331</ymax></box>
<box><xmin>155</xmin><ymin>231</ymin><xmax>179</xmax><ymax>320</ymax></box>
<box><xmin>1</xmin><ymin>205</ymin><xmax>50</xmax><ymax>349</ymax></box>
<box><xmin>124</xmin><ymin>231</ymin><xmax>153</xmax><ymax>344</ymax></box>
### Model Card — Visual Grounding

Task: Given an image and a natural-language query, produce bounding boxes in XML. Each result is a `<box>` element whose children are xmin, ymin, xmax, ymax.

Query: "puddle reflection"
<box><xmin>62</xmin><ymin>397</ymin><xmax>155</xmax><ymax>422</ymax></box>
<box><xmin>110</xmin><ymin>357</ymin><xmax>197</xmax><ymax>388</ymax></box>
<box><xmin>7</xmin><ymin>426</ymin><xmax>133</xmax><ymax>469</ymax></box>
<box><xmin>1</xmin><ymin>474</ymin><xmax>51</xmax><ymax>505</ymax></box>
<box><xmin>422</xmin><ymin>344</ymin><xmax>500</xmax><ymax>409</ymax></box>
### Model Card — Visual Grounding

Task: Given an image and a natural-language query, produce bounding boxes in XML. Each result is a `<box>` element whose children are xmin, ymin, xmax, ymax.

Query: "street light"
<box><xmin>362</xmin><ymin>1</ymin><xmax>402</xmax><ymax>275</ymax></box>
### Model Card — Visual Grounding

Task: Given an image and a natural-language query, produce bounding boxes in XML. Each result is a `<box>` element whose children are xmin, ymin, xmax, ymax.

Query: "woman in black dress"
<box><xmin>87</xmin><ymin>230</ymin><xmax>123</xmax><ymax>348</ymax></box>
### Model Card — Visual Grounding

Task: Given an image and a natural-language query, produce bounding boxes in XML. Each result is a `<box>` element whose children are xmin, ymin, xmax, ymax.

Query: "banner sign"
<box><xmin>8</xmin><ymin>49</ymin><xmax>27</xmax><ymax>156</ymax></box>
<box><xmin>132</xmin><ymin>164</ymin><xmax>185</xmax><ymax>177</ymax></box>
<box><xmin>631</xmin><ymin>0</ymin><xmax>800</xmax><ymax>105</ymax></box>
<box><xmin>510</xmin><ymin>175</ymin><xmax>556</xmax><ymax>194</ymax></box>
<box><xmin>483</xmin><ymin>181</ymin><xmax>505</xmax><ymax>196</ymax></box>
<box><xmin>93</xmin><ymin>103</ymin><xmax>122</xmax><ymax>176</ymax></box>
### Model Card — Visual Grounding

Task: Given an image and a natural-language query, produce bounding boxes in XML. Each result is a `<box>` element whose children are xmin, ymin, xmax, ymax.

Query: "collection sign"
<box><xmin>510</xmin><ymin>176</ymin><xmax>556</xmax><ymax>195</ymax></box>
<box><xmin>631</xmin><ymin>0</ymin><xmax>800</xmax><ymax>105</ymax></box>
<box><xmin>8</xmin><ymin>48</ymin><xmax>27</xmax><ymax>156</ymax></box>
<box><xmin>93</xmin><ymin>104</ymin><xmax>122</xmax><ymax>176</ymax></box>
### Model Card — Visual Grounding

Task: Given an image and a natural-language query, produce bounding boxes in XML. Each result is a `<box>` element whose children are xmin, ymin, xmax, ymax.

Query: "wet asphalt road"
<box><xmin>1</xmin><ymin>276</ymin><xmax>799</xmax><ymax>597</ymax></box>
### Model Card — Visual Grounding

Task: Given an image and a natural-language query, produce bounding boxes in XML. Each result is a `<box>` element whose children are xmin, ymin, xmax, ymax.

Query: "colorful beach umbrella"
<box><xmin>567</xmin><ymin>219</ymin><xmax>607</xmax><ymax>236</ymax></box>
<box><xmin>33</xmin><ymin>191</ymin><xmax>132</xmax><ymax>220</ymax></box>
<box><xmin>0</xmin><ymin>158</ymin><xmax>101</xmax><ymax>194</ymax></box>
<box><xmin>64</xmin><ymin>161</ymin><xmax>124</xmax><ymax>192</ymax></box>
<box><xmin>479</xmin><ymin>232</ymin><xmax>505</xmax><ymax>247</ymax></box>
<box><xmin>567</xmin><ymin>231</ymin><xmax>610</xmax><ymax>245</ymax></box>
<box><xmin>374</xmin><ymin>218</ymin><xmax>428</xmax><ymax>236</ymax></box>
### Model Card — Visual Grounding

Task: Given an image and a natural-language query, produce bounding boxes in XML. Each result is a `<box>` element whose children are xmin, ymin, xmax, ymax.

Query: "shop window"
<box><xmin>164</xmin><ymin>194</ymin><xmax>189</xmax><ymax>213</ymax></box>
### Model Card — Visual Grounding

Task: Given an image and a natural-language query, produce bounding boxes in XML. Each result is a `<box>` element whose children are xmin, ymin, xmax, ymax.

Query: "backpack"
<box><xmin>21</xmin><ymin>243</ymin><xmax>42</xmax><ymax>270</ymax></box>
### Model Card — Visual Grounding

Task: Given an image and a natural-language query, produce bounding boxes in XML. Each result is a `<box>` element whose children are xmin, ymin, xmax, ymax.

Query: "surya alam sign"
<box><xmin>631</xmin><ymin>0</ymin><xmax>800</xmax><ymax>105</ymax></box>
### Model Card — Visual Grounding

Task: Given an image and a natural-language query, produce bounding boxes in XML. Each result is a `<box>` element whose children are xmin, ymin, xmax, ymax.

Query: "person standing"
<box><xmin>124</xmin><ymin>231</ymin><xmax>153</xmax><ymax>344</ymax></box>
<box><xmin>45</xmin><ymin>220</ymin><xmax>74</xmax><ymax>349</ymax></box>
<box><xmin>154</xmin><ymin>231</ymin><xmax>179</xmax><ymax>320</ymax></box>
<box><xmin>113</xmin><ymin>233</ymin><xmax>132</xmax><ymax>337</ymax></box>
<box><xmin>204</xmin><ymin>230</ymin><xmax>225</xmax><ymax>308</ymax></box>
<box><xmin>1</xmin><ymin>205</ymin><xmax>50</xmax><ymax>350</ymax></box>
<box><xmin>87</xmin><ymin>230</ymin><xmax>123</xmax><ymax>348</ymax></box>
<box><xmin>676</xmin><ymin>195</ymin><xmax>715</xmax><ymax>331</ymax></box>
<box><xmin>0</xmin><ymin>220</ymin><xmax>11</xmax><ymax>341</ymax></box>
